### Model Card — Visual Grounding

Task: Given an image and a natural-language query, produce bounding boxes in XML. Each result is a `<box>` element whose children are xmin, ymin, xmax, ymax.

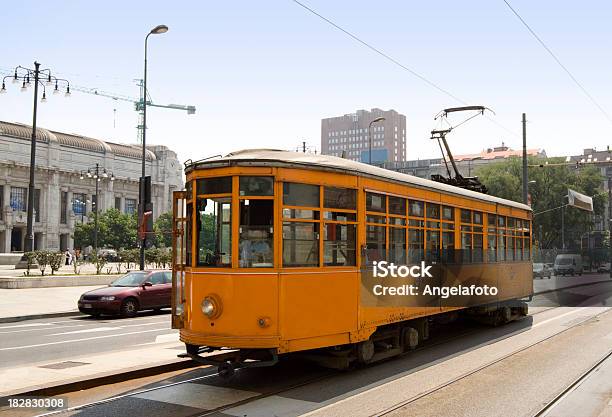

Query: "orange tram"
<box><xmin>171</xmin><ymin>150</ymin><xmax>532</xmax><ymax>376</ymax></box>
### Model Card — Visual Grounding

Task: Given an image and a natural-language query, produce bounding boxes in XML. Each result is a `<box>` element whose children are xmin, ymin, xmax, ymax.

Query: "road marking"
<box><xmin>0</xmin><ymin>324</ymin><xmax>87</xmax><ymax>334</ymax></box>
<box><xmin>533</xmin><ymin>308</ymin><xmax>586</xmax><ymax>328</ymax></box>
<box><xmin>154</xmin><ymin>333</ymin><xmax>179</xmax><ymax>343</ymax></box>
<box><xmin>47</xmin><ymin>327</ymin><xmax>120</xmax><ymax>336</ymax></box>
<box><xmin>0</xmin><ymin>328</ymin><xmax>170</xmax><ymax>351</ymax></box>
<box><xmin>0</xmin><ymin>323</ymin><xmax>53</xmax><ymax>330</ymax></box>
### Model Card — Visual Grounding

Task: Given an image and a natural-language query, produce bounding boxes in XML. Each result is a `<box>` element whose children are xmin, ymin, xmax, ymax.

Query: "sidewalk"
<box><xmin>0</xmin><ymin>262</ymin><xmax>124</xmax><ymax>278</ymax></box>
<box><xmin>0</xmin><ymin>335</ymin><xmax>190</xmax><ymax>397</ymax></box>
<box><xmin>0</xmin><ymin>286</ymin><xmax>102</xmax><ymax>322</ymax></box>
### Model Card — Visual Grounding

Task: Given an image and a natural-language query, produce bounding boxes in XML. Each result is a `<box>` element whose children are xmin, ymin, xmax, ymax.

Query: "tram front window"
<box><xmin>239</xmin><ymin>199</ymin><xmax>273</xmax><ymax>267</ymax></box>
<box><xmin>197</xmin><ymin>197</ymin><xmax>231</xmax><ymax>267</ymax></box>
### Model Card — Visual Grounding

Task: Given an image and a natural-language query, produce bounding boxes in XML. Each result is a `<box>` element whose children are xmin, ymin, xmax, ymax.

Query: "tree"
<box><xmin>154</xmin><ymin>212</ymin><xmax>173</xmax><ymax>248</ymax></box>
<box><xmin>73</xmin><ymin>209</ymin><xmax>138</xmax><ymax>250</ymax></box>
<box><xmin>477</xmin><ymin>156</ymin><xmax>606</xmax><ymax>250</ymax></box>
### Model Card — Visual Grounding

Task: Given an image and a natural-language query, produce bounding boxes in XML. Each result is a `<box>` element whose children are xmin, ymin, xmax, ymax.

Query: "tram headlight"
<box><xmin>202</xmin><ymin>298</ymin><xmax>215</xmax><ymax>317</ymax></box>
<box><xmin>201</xmin><ymin>295</ymin><xmax>222</xmax><ymax>319</ymax></box>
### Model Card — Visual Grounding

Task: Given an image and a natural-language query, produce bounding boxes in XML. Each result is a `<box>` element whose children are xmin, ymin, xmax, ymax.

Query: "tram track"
<box><xmin>532</xmin><ymin>347</ymin><xmax>612</xmax><ymax>417</ymax></box>
<box><xmin>32</xmin><ymin>306</ymin><xmax>563</xmax><ymax>417</ymax></box>
<box><xmin>372</xmin><ymin>306</ymin><xmax>612</xmax><ymax>417</ymax></box>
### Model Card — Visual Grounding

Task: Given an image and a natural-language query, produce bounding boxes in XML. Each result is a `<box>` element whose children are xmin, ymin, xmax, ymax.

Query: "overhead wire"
<box><xmin>502</xmin><ymin>0</ymin><xmax>612</xmax><ymax>125</ymax></box>
<box><xmin>291</xmin><ymin>0</ymin><xmax>520</xmax><ymax>139</ymax></box>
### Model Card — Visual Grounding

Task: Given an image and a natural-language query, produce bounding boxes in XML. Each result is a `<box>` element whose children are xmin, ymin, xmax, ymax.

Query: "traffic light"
<box><xmin>139</xmin><ymin>176</ymin><xmax>153</xmax><ymax>242</ymax></box>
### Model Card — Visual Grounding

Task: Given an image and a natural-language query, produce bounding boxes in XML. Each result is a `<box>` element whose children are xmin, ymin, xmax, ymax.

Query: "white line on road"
<box><xmin>0</xmin><ymin>324</ymin><xmax>87</xmax><ymax>334</ymax></box>
<box><xmin>0</xmin><ymin>328</ymin><xmax>170</xmax><ymax>351</ymax></box>
<box><xmin>0</xmin><ymin>323</ymin><xmax>53</xmax><ymax>330</ymax></box>
<box><xmin>47</xmin><ymin>327</ymin><xmax>120</xmax><ymax>336</ymax></box>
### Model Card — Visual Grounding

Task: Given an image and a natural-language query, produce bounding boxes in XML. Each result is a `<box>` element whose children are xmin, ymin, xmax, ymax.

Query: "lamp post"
<box><xmin>80</xmin><ymin>164</ymin><xmax>115</xmax><ymax>256</ymax></box>
<box><xmin>2</xmin><ymin>63</ymin><xmax>69</xmax><ymax>264</ymax></box>
<box><xmin>368</xmin><ymin>117</ymin><xmax>385</xmax><ymax>165</ymax></box>
<box><xmin>140</xmin><ymin>24</ymin><xmax>168</xmax><ymax>271</ymax></box>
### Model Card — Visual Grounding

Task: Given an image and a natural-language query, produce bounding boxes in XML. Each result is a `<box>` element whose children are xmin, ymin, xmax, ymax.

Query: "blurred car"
<box><xmin>554</xmin><ymin>254</ymin><xmax>583</xmax><ymax>276</ymax></box>
<box><xmin>97</xmin><ymin>248</ymin><xmax>119</xmax><ymax>262</ymax></box>
<box><xmin>597</xmin><ymin>262</ymin><xmax>611</xmax><ymax>273</ymax></box>
<box><xmin>78</xmin><ymin>270</ymin><xmax>172</xmax><ymax>317</ymax></box>
<box><xmin>533</xmin><ymin>263</ymin><xmax>552</xmax><ymax>279</ymax></box>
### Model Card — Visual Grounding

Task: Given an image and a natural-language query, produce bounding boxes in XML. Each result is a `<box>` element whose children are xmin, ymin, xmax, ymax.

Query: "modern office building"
<box><xmin>321</xmin><ymin>108</ymin><xmax>406</xmax><ymax>163</ymax></box>
<box><xmin>0</xmin><ymin>121</ymin><xmax>184</xmax><ymax>253</ymax></box>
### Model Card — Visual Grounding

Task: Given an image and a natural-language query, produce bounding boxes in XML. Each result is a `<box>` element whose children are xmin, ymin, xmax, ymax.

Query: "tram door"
<box><xmin>171</xmin><ymin>191</ymin><xmax>187</xmax><ymax>329</ymax></box>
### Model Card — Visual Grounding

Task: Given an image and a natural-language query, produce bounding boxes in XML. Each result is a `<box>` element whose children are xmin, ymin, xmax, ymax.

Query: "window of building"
<box><xmin>73</xmin><ymin>193</ymin><xmax>87</xmax><ymax>217</ymax></box>
<box><xmin>125</xmin><ymin>198</ymin><xmax>137</xmax><ymax>215</ymax></box>
<box><xmin>60</xmin><ymin>191</ymin><xmax>68</xmax><ymax>224</ymax></box>
<box><xmin>115</xmin><ymin>197</ymin><xmax>121</xmax><ymax>211</ymax></box>
<box><xmin>33</xmin><ymin>189</ymin><xmax>40</xmax><ymax>222</ymax></box>
<box><xmin>10</xmin><ymin>187</ymin><xmax>27</xmax><ymax>211</ymax></box>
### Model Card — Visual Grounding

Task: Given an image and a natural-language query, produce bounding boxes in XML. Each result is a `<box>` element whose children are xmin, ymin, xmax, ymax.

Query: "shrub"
<box><xmin>35</xmin><ymin>251</ymin><xmax>51</xmax><ymax>276</ymax></box>
<box><xmin>49</xmin><ymin>252</ymin><xmax>64</xmax><ymax>275</ymax></box>
<box><xmin>91</xmin><ymin>253</ymin><xmax>107</xmax><ymax>275</ymax></box>
<box><xmin>23</xmin><ymin>252</ymin><xmax>36</xmax><ymax>276</ymax></box>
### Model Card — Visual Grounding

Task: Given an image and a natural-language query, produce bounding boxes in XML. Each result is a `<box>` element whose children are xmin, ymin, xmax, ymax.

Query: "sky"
<box><xmin>1</xmin><ymin>0</ymin><xmax>611</xmax><ymax>165</ymax></box>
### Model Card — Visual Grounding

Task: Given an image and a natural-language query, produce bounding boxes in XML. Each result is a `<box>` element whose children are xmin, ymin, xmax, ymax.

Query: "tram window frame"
<box><xmin>196</xmin><ymin>196</ymin><xmax>232</xmax><ymax>268</ymax></box>
<box><xmin>239</xmin><ymin>197</ymin><xmax>274</xmax><ymax>268</ymax></box>
<box><xmin>323</xmin><ymin>186</ymin><xmax>357</xmax><ymax>267</ymax></box>
<box><xmin>460</xmin><ymin>209</ymin><xmax>484</xmax><ymax>263</ymax></box>
<box><xmin>239</xmin><ymin>176</ymin><xmax>274</xmax><ymax>196</ymax></box>
<box><xmin>196</xmin><ymin>177</ymin><xmax>232</xmax><ymax>195</ymax></box>
<box><xmin>487</xmin><ymin>213</ymin><xmax>497</xmax><ymax>262</ymax></box>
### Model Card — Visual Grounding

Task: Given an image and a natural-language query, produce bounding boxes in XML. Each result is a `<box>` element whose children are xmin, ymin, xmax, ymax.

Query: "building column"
<box><xmin>3</xmin><ymin>226</ymin><xmax>11</xmax><ymax>254</ymax></box>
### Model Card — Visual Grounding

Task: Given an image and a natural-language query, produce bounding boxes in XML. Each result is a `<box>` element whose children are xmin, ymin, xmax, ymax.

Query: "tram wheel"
<box><xmin>218</xmin><ymin>361</ymin><xmax>235</xmax><ymax>379</ymax></box>
<box><xmin>356</xmin><ymin>340</ymin><xmax>375</xmax><ymax>364</ymax></box>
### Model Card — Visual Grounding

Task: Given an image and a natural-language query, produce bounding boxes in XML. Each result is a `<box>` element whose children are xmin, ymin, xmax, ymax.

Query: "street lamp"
<box><xmin>2</xmin><ymin>63</ymin><xmax>69</xmax><ymax>263</ymax></box>
<box><xmin>140</xmin><ymin>24</ymin><xmax>168</xmax><ymax>270</ymax></box>
<box><xmin>368</xmin><ymin>116</ymin><xmax>385</xmax><ymax>165</ymax></box>
<box><xmin>80</xmin><ymin>164</ymin><xmax>115</xmax><ymax>256</ymax></box>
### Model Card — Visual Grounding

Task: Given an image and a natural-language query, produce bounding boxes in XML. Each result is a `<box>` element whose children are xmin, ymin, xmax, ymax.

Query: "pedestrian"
<box><xmin>65</xmin><ymin>250</ymin><xmax>71</xmax><ymax>265</ymax></box>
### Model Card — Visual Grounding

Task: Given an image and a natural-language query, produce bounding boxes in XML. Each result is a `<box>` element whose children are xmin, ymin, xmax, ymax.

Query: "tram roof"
<box><xmin>186</xmin><ymin>149</ymin><xmax>531</xmax><ymax>211</ymax></box>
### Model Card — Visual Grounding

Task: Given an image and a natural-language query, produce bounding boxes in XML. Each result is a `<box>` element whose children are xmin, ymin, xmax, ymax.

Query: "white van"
<box><xmin>554</xmin><ymin>254</ymin><xmax>583</xmax><ymax>276</ymax></box>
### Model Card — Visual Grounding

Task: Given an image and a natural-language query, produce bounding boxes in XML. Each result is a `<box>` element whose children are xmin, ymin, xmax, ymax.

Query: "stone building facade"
<box><xmin>0</xmin><ymin>121</ymin><xmax>184</xmax><ymax>253</ymax></box>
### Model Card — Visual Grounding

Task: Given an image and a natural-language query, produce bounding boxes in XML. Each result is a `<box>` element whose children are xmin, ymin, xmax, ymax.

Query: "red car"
<box><xmin>78</xmin><ymin>270</ymin><xmax>172</xmax><ymax>317</ymax></box>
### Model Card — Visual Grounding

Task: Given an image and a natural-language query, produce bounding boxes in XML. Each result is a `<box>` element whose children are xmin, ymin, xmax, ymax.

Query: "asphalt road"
<box><xmin>0</xmin><ymin>311</ymin><xmax>176</xmax><ymax>370</ymax></box>
<box><xmin>1</xmin><ymin>279</ymin><xmax>609</xmax><ymax>417</ymax></box>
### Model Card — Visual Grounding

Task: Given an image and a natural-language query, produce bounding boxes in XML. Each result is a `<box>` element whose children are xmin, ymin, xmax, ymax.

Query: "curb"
<box><xmin>0</xmin><ymin>311</ymin><xmax>83</xmax><ymax>324</ymax></box>
<box><xmin>1</xmin><ymin>359</ymin><xmax>200</xmax><ymax>399</ymax></box>
<box><xmin>532</xmin><ymin>278</ymin><xmax>612</xmax><ymax>296</ymax></box>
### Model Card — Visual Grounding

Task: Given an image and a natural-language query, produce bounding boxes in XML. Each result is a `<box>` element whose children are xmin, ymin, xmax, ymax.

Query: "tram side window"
<box><xmin>366</xmin><ymin>224</ymin><xmax>386</xmax><ymax>262</ymax></box>
<box><xmin>487</xmin><ymin>214</ymin><xmax>496</xmax><ymax>262</ymax></box>
<box><xmin>239</xmin><ymin>200</ymin><xmax>273</xmax><ymax>267</ymax></box>
<box><xmin>197</xmin><ymin>197</ymin><xmax>232</xmax><ymax>267</ymax></box>
<box><xmin>282</xmin><ymin>182</ymin><xmax>320</xmax><ymax>267</ymax></box>
<box><xmin>283</xmin><ymin>222</ymin><xmax>319</xmax><ymax>266</ymax></box>
<box><xmin>239</xmin><ymin>176</ymin><xmax>274</xmax><ymax>196</ymax></box>
<box><xmin>323</xmin><ymin>187</ymin><xmax>357</xmax><ymax>266</ymax></box>
<box><xmin>283</xmin><ymin>182</ymin><xmax>319</xmax><ymax>207</ymax></box>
